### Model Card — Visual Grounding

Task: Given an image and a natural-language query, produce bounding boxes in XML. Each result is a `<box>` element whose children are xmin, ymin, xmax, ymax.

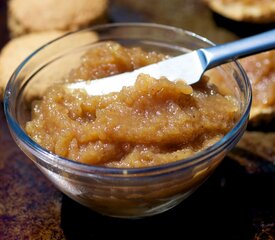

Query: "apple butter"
<box><xmin>25</xmin><ymin>42</ymin><xmax>240</xmax><ymax>168</ymax></box>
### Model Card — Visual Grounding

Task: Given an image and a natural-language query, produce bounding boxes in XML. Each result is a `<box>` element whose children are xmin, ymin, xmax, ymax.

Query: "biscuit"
<box><xmin>8</xmin><ymin>0</ymin><xmax>108</xmax><ymax>37</ymax></box>
<box><xmin>0</xmin><ymin>30</ymin><xmax>98</xmax><ymax>101</ymax></box>
<box><xmin>228</xmin><ymin>131</ymin><xmax>275</xmax><ymax>173</ymax></box>
<box><xmin>236</xmin><ymin>131</ymin><xmax>275</xmax><ymax>163</ymax></box>
<box><xmin>240</xmin><ymin>50</ymin><xmax>275</xmax><ymax>125</ymax></box>
<box><xmin>0</xmin><ymin>31</ymin><xmax>66</xmax><ymax>99</ymax></box>
<box><xmin>204</xmin><ymin>0</ymin><xmax>275</xmax><ymax>23</ymax></box>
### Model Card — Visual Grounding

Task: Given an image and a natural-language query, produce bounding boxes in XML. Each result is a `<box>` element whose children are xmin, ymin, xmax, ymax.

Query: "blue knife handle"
<box><xmin>202</xmin><ymin>29</ymin><xmax>275</xmax><ymax>69</ymax></box>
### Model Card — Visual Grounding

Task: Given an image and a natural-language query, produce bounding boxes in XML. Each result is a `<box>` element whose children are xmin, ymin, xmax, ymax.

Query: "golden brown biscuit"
<box><xmin>228</xmin><ymin>131</ymin><xmax>275</xmax><ymax>173</ymax></box>
<box><xmin>0</xmin><ymin>30</ymin><xmax>98</xmax><ymax>101</ymax></box>
<box><xmin>236</xmin><ymin>131</ymin><xmax>275</xmax><ymax>162</ymax></box>
<box><xmin>240</xmin><ymin>50</ymin><xmax>275</xmax><ymax>124</ymax></box>
<box><xmin>0</xmin><ymin>31</ymin><xmax>66</xmax><ymax>99</ymax></box>
<box><xmin>204</xmin><ymin>0</ymin><xmax>275</xmax><ymax>23</ymax></box>
<box><xmin>8</xmin><ymin>0</ymin><xmax>108</xmax><ymax>37</ymax></box>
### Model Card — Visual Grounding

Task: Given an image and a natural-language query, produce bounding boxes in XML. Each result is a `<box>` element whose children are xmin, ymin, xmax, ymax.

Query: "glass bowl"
<box><xmin>4</xmin><ymin>23</ymin><xmax>251</xmax><ymax>218</ymax></box>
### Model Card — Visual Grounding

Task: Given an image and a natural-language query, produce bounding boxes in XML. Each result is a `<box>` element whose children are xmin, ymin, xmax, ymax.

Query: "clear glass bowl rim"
<box><xmin>4</xmin><ymin>22</ymin><xmax>252</xmax><ymax>176</ymax></box>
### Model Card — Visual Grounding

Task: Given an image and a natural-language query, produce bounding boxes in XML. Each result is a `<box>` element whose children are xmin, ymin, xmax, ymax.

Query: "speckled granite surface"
<box><xmin>0</xmin><ymin>0</ymin><xmax>274</xmax><ymax>239</ymax></box>
<box><xmin>0</xmin><ymin>105</ymin><xmax>65</xmax><ymax>239</ymax></box>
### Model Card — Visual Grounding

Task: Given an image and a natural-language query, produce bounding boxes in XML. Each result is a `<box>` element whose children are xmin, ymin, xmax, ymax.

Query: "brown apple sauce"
<box><xmin>25</xmin><ymin>42</ymin><xmax>240</xmax><ymax>168</ymax></box>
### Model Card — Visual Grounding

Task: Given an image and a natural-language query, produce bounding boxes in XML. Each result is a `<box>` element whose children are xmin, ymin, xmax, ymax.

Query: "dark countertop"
<box><xmin>0</xmin><ymin>0</ymin><xmax>274</xmax><ymax>239</ymax></box>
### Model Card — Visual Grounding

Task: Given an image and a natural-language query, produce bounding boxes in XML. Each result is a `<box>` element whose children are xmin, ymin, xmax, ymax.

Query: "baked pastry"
<box><xmin>228</xmin><ymin>131</ymin><xmax>275</xmax><ymax>173</ymax></box>
<box><xmin>240</xmin><ymin>50</ymin><xmax>275</xmax><ymax>124</ymax></box>
<box><xmin>8</xmin><ymin>0</ymin><xmax>108</xmax><ymax>37</ymax></box>
<box><xmin>0</xmin><ymin>30</ymin><xmax>98</xmax><ymax>101</ymax></box>
<box><xmin>237</xmin><ymin>131</ymin><xmax>275</xmax><ymax>162</ymax></box>
<box><xmin>204</xmin><ymin>0</ymin><xmax>275</xmax><ymax>23</ymax></box>
<box><xmin>0</xmin><ymin>31</ymin><xmax>66</xmax><ymax>99</ymax></box>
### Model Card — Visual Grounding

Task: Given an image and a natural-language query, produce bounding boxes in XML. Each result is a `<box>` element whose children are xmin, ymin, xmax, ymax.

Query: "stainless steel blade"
<box><xmin>67</xmin><ymin>51</ymin><xmax>205</xmax><ymax>95</ymax></box>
